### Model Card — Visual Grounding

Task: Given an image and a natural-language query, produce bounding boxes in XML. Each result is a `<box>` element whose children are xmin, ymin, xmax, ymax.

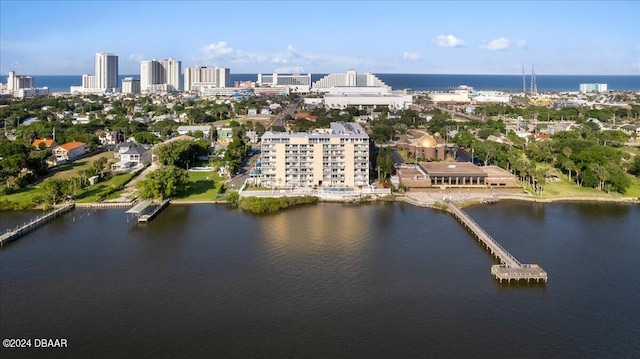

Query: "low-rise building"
<box><xmin>32</xmin><ymin>138</ymin><xmax>57</xmax><ymax>150</ymax></box>
<box><xmin>53</xmin><ymin>142</ymin><xmax>86</xmax><ymax>162</ymax></box>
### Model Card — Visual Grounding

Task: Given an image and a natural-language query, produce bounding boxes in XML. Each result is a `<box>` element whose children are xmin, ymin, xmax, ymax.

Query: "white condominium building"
<box><xmin>5</xmin><ymin>71</ymin><xmax>34</xmax><ymax>91</ymax></box>
<box><xmin>70</xmin><ymin>52</ymin><xmax>118</xmax><ymax>93</ymax></box>
<box><xmin>259</xmin><ymin>122</ymin><xmax>370</xmax><ymax>188</ymax></box>
<box><xmin>579</xmin><ymin>83</ymin><xmax>607</xmax><ymax>93</ymax></box>
<box><xmin>122</xmin><ymin>77</ymin><xmax>141</xmax><ymax>94</ymax></box>
<box><xmin>95</xmin><ymin>52</ymin><xmax>119</xmax><ymax>89</ymax></box>
<box><xmin>141</xmin><ymin>58</ymin><xmax>181</xmax><ymax>93</ymax></box>
<box><xmin>257</xmin><ymin>73</ymin><xmax>311</xmax><ymax>93</ymax></box>
<box><xmin>184</xmin><ymin>66</ymin><xmax>230</xmax><ymax>92</ymax></box>
<box><xmin>312</xmin><ymin>69</ymin><xmax>390</xmax><ymax>93</ymax></box>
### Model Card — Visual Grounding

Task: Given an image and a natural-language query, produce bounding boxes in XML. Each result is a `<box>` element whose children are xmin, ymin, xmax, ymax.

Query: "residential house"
<box><xmin>53</xmin><ymin>142</ymin><xmax>86</xmax><ymax>162</ymax></box>
<box><xmin>111</xmin><ymin>142</ymin><xmax>151</xmax><ymax>171</ymax></box>
<box><xmin>32</xmin><ymin>138</ymin><xmax>57</xmax><ymax>150</ymax></box>
<box><xmin>177</xmin><ymin>125</ymin><xmax>213</xmax><ymax>140</ymax></box>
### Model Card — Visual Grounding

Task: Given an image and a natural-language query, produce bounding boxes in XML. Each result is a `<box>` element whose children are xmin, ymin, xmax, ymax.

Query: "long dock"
<box><xmin>446</xmin><ymin>202</ymin><xmax>547</xmax><ymax>283</ymax></box>
<box><xmin>1</xmin><ymin>202</ymin><xmax>75</xmax><ymax>246</ymax></box>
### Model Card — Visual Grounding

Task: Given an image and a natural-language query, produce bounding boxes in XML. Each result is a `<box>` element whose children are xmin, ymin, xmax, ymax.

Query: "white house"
<box><xmin>53</xmin><ymin>142</ymin><xmax>86</xmax><ymax>162</ymax></box>
<box><xmin>177</xmin><ymin>125</ymin><xmax>213</xmax><ymax>140</ymax></box>
<box><xmin>112</xmin><ymin>142</ymin><xmax>151</xmax><ymax>171</ymax></box>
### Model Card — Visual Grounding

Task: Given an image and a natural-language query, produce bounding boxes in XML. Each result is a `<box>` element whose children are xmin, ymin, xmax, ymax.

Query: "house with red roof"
<box><xmin>53</xmin><ymin>142</ymin><xmax>86</xmax><ymax>162</ymax></box>
<box><xmin>32</xmin><ymin>138</ymin><xmax>57</xmax><ymax>149</ymax></box>
<box><xmin>295</xmin><ymin>113</ymin><xmax>317</xmax><ymax>122</ymax></box>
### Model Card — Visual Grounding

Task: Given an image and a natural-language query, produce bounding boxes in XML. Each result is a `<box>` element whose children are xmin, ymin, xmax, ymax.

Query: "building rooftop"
<box><xmin>419</xmin><ymin>162</ymin><xmax>487</xmax><ymax>176</ymax></box>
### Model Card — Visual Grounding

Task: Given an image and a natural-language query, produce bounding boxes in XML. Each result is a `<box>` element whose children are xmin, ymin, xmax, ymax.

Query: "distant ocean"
<box><xmin>17</xmin><ymin>74</ymin><xmax>640</xmax><ymax>93</ymax></box>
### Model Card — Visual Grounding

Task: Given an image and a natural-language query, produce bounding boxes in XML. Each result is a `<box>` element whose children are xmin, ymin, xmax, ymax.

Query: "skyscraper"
<box><xmin>70</xmin><ymin>52</ymin><xmax>119</xmax><ymax>93</ymax></box>
<box><xmin>140</xmin><ymin>58</ymin><xmax>181</xmax><ymax>93</ymax></box>
<box><xmin>184</xmin><ymin>66</ymin><xmax>229</xmax><ymax>92</ymax></box>
<box><xmin>95</xmin><ymin>53</ymin><xmax>118</xmax><ymax>90</ymax></box>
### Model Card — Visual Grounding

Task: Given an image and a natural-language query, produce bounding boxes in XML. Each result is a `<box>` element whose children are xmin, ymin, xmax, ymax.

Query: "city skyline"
<box><xmin>1</xmin><ymin>1</ymin><xmax>639</xmax><ymax>76</ymax></box>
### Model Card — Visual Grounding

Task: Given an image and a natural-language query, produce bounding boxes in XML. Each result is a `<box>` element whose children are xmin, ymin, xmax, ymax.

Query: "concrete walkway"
<box><xmin>105</xmin><ymin>163</ymin><xmax>158</xmax><ymax>202</ymax></box>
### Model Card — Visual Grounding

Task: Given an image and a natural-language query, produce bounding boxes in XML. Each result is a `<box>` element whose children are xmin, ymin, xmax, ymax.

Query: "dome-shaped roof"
<box><xmin>416</xmin><ymin>134</ymin><xmax>438</xmax><ymax>148</ymax></box>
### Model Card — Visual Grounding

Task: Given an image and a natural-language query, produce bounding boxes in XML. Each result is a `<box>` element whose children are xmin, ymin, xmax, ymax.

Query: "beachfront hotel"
<box><xmin>306</xmin><ymin>69</ymin><xmax>412</xmax><ymax>110</ymax></box>
<box><xmin>70</xmin><ymin>52</ymin><xmax>119</xmax><ymax>94</ymax></box>
<box><xmin>140</xmin><ymin>58</ymin><xmax>181</xmax><ymax>93</ymax></box>
<box><xmin>257</xmin><ymin>73</ymin><xmax>312</xmax><ymax>93</ymax></box>
<box><xmin>258</xmin><ymin>122</ymin><xmax>370</xmax><ymax>188</ymax></box>
<box><xmin>183</xmin><ymin>66</ymin><xmax>230</xmax><ymax>93</ymax></box>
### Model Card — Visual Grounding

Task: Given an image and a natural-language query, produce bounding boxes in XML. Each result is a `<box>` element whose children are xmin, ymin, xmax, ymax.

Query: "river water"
<box><xmin>1</xmin><ymin>202</ymin><xmax>638</xmax><ymax>358</ymax></box>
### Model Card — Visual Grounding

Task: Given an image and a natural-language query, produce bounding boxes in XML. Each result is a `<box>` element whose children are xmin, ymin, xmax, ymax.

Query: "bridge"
<box><xmin>446</xmin><ymin>202</ymin><xmax>547</xmax><ymax>283</ymax></box>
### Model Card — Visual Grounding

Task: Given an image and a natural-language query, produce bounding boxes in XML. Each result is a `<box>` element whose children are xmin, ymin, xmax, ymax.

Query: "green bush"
<box><xmin>238</xmin><ymin>196</ymin><xmax>319</xmax><ymax>213</ymax></box>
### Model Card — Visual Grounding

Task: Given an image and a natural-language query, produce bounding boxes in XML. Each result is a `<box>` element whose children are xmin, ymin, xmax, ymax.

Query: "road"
<box><xmin>269</xmin><ymin>98</ymin><xmax>299</xmax><ymax>129</ymax></box>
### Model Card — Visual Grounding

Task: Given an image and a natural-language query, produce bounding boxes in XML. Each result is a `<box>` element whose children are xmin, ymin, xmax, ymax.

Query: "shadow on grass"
<box><xmin>175</xmin><ymin>180</ymin><xmax>221</xmax><ymax>200</ymax></box>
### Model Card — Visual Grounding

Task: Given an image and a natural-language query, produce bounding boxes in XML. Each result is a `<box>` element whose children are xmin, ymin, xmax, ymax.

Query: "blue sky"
<box><xmin>1</xmin><ymin>1</ymin><xmax>639</xmax><ymax>75</ymax></box>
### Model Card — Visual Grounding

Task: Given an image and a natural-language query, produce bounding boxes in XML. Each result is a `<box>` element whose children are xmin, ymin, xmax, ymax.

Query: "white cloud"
<box><xmin>516</xmin><ymin>40</ymin><xmax>527</xmax><ymax>49</ymax></box>
<box><xmin>272</xmin><ymin>58</ymin><xmax>288</xmax><ymax>64</ymax></box>
<box><xmin>403</xmin><ymin>52</ymin><xmax>422</xmax><ymax>61</ymax></box>
<box><xmin>202</xmin><ymin>41</ymin><xmax>234</xmax><ymax>58</ymax></box>
<box><xmin>480</xmin><ymin>38</ymin><xmax>511</xmax><ymax>51</ymax></box>
<box><xmin>128</xmin><ymin>54</ymin><xmax>145</xmax><ymax>62</ymax></box>
<box><xmin>433</xmin><ymin>35</ymin><xmax>466</xmax><ymax>48</ymax></box>
<box><xmin>286</xmin><ymin>45</ymin><xmax>296</xmax><ymax>53</ymax></box>
<box><xmin>275</xmin><ymin>66</ymin><xmax>305</xmax><ymax>73</ymax></box>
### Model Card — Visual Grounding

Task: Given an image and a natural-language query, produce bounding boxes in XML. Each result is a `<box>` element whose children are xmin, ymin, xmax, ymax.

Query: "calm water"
<box><xmin>1</xmin><ymin>202</ymin><xmax>639</xmax><ymax>358</ymax></box>
<box><xmin>21</xmin><ymin>74</ymin><xmax>640</xmax><ymax>93</ymax></box>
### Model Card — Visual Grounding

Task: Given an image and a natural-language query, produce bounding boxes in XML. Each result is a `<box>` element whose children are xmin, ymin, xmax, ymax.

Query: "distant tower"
<box><xmin>522</xmin><ymin>64</ymin><xmax>526</xmax><ymax>94</ymax></box>
<box><xmin>531</xmin><ymin>64</ymin><xmax>537</xmax><ymax>95</ymax></box>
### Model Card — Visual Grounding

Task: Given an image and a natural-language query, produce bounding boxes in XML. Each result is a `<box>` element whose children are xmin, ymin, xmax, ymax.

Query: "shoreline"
<box><xmin>2</xmin><ymin>192</ymin><xmax>638</xmax><ymax>212</ymax></box>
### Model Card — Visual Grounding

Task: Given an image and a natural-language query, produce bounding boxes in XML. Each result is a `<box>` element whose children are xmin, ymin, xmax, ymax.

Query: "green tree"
<box><xmin>93</xmin><ymin>156</ymin><xmax>109</xmax><ymax>178</ymax></box>
<box><xmin>42</xmin><ymin>178</ymin><xmax>69</xmax><ymax>205</ymax></box>
<box><xmin>136</xmin><ymin>166</ymin><xmax>189</xmax><ymax>200</ymax></box>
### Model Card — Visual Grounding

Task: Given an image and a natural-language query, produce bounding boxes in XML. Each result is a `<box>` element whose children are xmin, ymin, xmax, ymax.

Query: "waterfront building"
<box><xmin>579</xmin><ymin>83</ymin><xmax>608</xmax><ymax>93</ymax></box>
<box><xmin>121</xmin><ymin>77</ymin><xmax>141</xmax><ymax>94</ymax></box>
<box><xmin>184</xmin><ymin>66</ymin><xmax>230</xmax><ymax>93</ymax></box>
<box><xmin>259</xmin><ymin>122</ymin><xmax>370</xmax><ymax>188</ymax></box>
<box><xmin>312</xmin><ymin>69</ymin><xmax>390</xmax><ymax>93</ymax></box>
<box><xmin>141</xmin><ymin>58</ymin><xmax>181</xmax><ymax>93</ymax></box>
<box><xmin>309</xmin><ymin>69</ymin><xmax>411</xmax><ymax>109</ymax></box>
<box><xmin>70</xmin><ymin>52</ymin><xmax>119</xmax><ymax>94</ymax></box>
<box><xmin>2</xmin><ymin>71</ymin><xmax>50</xmax><ymax>98</ymax></box>
<box><xmin>258</xmin><ymin>73</ymin><xmax>312</xmax><ymax>93</ymax></box>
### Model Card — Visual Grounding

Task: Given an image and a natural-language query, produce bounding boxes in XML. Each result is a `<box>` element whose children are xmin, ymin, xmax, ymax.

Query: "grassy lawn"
<box><xmin>173</xmin><ymin>170</ymin><xmax>224</xmax><ymax>201</ymax></box>
<box><xmin>623</xmin><ymin>175</ymin><xmax>640</xmax><ymax>198</ymax></box>
<box><xmin>49</xmin><ymin>151</ymin><xmax>116</xmax><ymax>180</ymax></box>
<box><xmin>539</xmin><ymin>173</ymin><xmax>640</xmax><ymax>199</ymax></box>
<box><xmin>75</xmin><ymin>172</ymin><xmax>136</xmax><ymax>202</ymax></box>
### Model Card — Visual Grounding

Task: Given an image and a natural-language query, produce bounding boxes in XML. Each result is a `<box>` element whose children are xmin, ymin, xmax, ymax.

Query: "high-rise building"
<box><xmin>257</xmin><ymin>73</ymin><xmax>312</xmax><ymax>93</ymax></box>
<box><xmin>95</xmin><ymin>52</ymin><xmax>118</xmax><ymax>89</ymax></box>
<box><xmin>122</xmin><ymin>77</ymin><xmax>141</xmax><ymax>94</ymax></box>
<box><xmin>3</xmin><ymin>71</ymin><xmax>49</xmax><ymax>98</ymax></box>
<box><xmin>70</xmin><ymin>52</ymin><xmax>119</xmax><ymax>94</ymax></box>
<box><xmin>258</xmin><ymin>122</ymin><xmax>370</xmax><ymax>188</ymax></box>
<box><xmin>141</xmin><ymin>58</ymin><xmax>181</xmax><ymax>93</ymax></box>
<box><xmin>579</xmin><ymin>83</ymin><xmax>608</xmax><ymax>94</ymax></box>
<box><xmin>312</xmin><ymin>69</ymin><xmax>390</xmax><ymax>92</ymax></box>
<box><xmin>6</xmin><ymin>71</ymin><xmax>34</xmax><ymax>91</ymax></box>
<box><xmin>184</xmin><ymin>66</ymin><xmax>230</xmax><ymax>92</ymax></box>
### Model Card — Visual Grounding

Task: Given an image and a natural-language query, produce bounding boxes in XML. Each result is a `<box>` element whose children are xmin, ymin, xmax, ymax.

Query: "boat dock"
<box><xmin>126</xmin><ymin>198</ymin><xmax>170</xmax><ymax>223</ymax></box>
<box><xmin>446</xmin><ymin>202</ymin><xmax>547</xmax><ymax>283</ymax></box>
<box><xmin>1</xmin><ymin>202</ymin><xmax>75</xmax><ymax>246</ymax></box>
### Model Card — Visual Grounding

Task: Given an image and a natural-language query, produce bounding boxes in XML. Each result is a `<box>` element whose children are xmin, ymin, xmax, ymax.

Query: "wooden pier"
<box><xmin>0</xmin><ymin>202</ymin><xmax>75</xmax><ymax>246</ymax></box>
<box><xmin>446</xmin><ymin>202</ymin><xmax>547</xmax><ymax>283</ymax></box>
